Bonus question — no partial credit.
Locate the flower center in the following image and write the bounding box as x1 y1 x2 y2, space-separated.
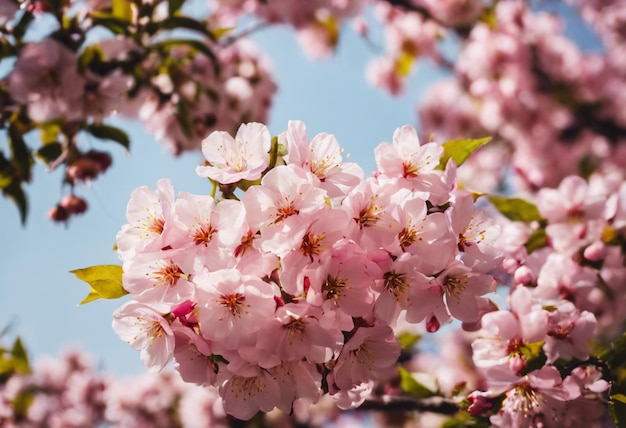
443 275 467 301
300 232 326 260
193 223 217 246
357 196 382 228
153 261 188 286
322 275 349 302
219 293 247 318
383 271 408 299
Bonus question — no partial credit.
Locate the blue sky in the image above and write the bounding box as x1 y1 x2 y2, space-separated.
0 3 598 376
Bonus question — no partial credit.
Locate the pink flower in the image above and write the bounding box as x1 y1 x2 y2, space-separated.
472 286 549 390
374 252 433 325
122 249 195 305
115 179 178 259
255 303 343 363
194 268 277 349
219 367 282 420
329 325 400 391
490 366 581 428
434 260 497 324
544 301 596 363
112 301 175 373
375 125 443 179
281 120 363 200
279 206 352 296
196 122 271 184
449 191 502 272
8 39 85 123
304 239 379 320
242 164 326 255
169 194 247 267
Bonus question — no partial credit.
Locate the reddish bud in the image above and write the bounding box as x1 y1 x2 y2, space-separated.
48 204 69 222
171 300 196 318
60 194 88 215
426 315 440 333
467 391 493 416
85 150 112 172
66 158 102 184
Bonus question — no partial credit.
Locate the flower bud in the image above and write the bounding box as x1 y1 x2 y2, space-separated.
48 204 69 222
583 241 605 262
426 315 441 333
509 354 526 376
66 158 102 184
467 391 493 416
60 194 88 215
514 265 534 286
85 150 112 172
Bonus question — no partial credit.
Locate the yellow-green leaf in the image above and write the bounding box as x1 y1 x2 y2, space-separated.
610 393 626 427
112 0 132 21
210 27 235 40
11 337 30 375
437 137 491 169
525 228 548 254
395 50 415 77
71 264 127 305
519 341 547 375
397 332 422 350
488 195 544 223
398 367 435 399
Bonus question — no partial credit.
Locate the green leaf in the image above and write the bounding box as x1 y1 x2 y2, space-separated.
438 137 492 169
397 332 422 350
210 27 235 40
398 367 435 399
519 341 547 375
112 0 132 21
12 10 35 41
525 228 548 254
11 390 34 422
11 338 30 375
2 180 28 225
9 127 33 182
71 265 128 305
36 143 63 165
488 195 544 223
610 393 626 427
600 333 626 371
168 0 185 16
158 17 216 40
150 38 219 75
85 124 130 150
89 12 131 35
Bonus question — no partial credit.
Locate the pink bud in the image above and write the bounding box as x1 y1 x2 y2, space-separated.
509 354 526 376
583 241 605 262
171 300 196 318
467 391 493 416
426 315 440 333
353 17 368 36
501 257 519 274
514 265 534 285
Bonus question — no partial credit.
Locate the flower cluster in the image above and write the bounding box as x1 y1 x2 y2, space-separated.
418 1 626 192
111 120 505 420
0 0 276 222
